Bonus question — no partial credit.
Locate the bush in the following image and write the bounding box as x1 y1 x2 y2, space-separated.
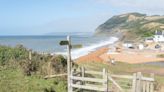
50 55 67 74
0 45 29 65
0 45 67 76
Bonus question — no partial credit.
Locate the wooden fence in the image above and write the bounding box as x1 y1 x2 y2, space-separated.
67 67 155 92
111 72 155 92
132 72 154 92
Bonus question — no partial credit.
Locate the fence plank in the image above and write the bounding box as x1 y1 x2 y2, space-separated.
111 74 154 81
78 70 102 75
108 75 123 91
71 84 106 91
44 73 67 79
150 82 154 92
111 74 133 79
132 73 137 92
146 82 150 92
71 76 104 83
137 72 142 92
142 77 154 82
142 81 146 92
150 73 154 92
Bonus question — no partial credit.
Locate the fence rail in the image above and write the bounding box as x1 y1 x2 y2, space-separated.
69 67 155 92
44 68 155 92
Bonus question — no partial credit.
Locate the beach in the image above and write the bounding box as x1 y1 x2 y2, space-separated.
76 42 164 64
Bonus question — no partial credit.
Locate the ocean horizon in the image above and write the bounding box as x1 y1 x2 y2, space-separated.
0 34 118 59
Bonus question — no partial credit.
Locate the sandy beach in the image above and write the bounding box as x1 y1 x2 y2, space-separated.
76 47 109 63
76 44 164 64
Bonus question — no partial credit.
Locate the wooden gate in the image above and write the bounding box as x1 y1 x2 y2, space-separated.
70 67 109 92
132 72 154 92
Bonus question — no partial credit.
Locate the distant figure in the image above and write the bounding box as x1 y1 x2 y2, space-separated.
108 56 115 65
111 59 115 65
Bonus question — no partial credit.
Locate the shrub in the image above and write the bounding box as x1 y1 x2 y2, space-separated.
0 45 29 65
50 55 67 74
0 45 67 76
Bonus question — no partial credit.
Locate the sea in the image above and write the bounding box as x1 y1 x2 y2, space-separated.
0 33 118 59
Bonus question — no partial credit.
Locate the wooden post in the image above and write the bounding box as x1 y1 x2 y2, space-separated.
103 68 108 92
106 70 109 92
150 73 154 92
82 67 85 85
136 72 142 92
67 36 72 92
29 50 32 60
132 73 137 92
142 81 146 92
146 81 150 92
80 67 85 92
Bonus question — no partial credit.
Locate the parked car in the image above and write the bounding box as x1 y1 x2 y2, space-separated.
155 44 161 49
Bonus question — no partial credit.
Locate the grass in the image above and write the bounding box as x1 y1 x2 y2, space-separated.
1 60 164 92
78 61 163 74
77 61 164 91
0 67 67 92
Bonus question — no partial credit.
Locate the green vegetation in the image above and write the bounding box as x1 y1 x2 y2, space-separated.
78 61 163 75
0 45 67 92
1 45 164 92
95 12 164 41
0 68 67 92
157 54 164 58
78 61 164 91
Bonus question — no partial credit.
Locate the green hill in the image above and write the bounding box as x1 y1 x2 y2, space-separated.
95 12 164 41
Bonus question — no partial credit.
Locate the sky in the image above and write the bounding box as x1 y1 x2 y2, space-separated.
0 0 164 35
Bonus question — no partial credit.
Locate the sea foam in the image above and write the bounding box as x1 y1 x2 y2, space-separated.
55 37 118 60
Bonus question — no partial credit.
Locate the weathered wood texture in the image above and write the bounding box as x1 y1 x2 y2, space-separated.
70 67 109 92
132 72 155 92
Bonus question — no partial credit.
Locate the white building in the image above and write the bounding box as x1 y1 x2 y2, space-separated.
138 44 144 50
145 37 154 43
123 41 134 48
154 30 164 42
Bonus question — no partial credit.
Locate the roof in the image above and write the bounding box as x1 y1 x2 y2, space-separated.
124 41 134 43
145 37 153 40
155 31 163 35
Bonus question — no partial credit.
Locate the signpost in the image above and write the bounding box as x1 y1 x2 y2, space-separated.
60 36 72 92
59 41 69 46
59 36 82 92
66 36 72 92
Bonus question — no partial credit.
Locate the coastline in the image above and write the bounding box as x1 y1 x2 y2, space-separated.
76 41 164 65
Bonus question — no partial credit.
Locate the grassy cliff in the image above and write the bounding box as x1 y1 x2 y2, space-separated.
95 12 164 41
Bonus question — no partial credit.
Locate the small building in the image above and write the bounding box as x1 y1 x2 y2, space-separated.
145 37 154 43
123 41 134 48
154 30 164 42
